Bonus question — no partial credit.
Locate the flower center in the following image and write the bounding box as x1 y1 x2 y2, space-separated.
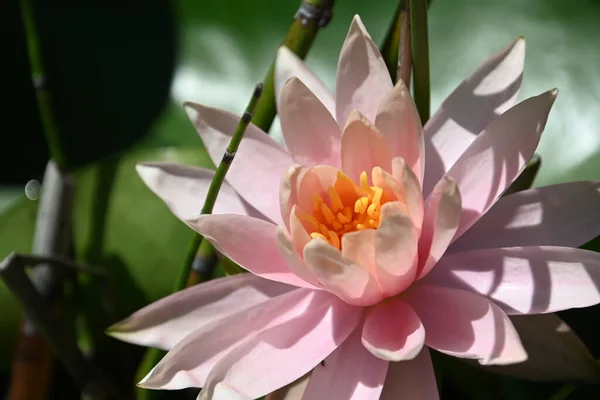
301 170 387 249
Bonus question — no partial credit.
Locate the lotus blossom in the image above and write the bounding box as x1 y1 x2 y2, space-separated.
108 15 600 400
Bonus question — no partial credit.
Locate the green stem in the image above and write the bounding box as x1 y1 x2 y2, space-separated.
409 0 430 124
20 0 68 168
179 83 262 289
135 85 263 400
380 0 411 86
251 0 334 132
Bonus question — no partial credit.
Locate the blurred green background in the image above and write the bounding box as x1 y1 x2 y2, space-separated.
1 0 600 398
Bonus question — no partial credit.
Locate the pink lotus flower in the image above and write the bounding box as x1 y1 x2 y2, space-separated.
109 15 600 400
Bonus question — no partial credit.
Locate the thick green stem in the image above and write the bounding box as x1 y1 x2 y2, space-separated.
251 0 334 132
381 0 411 86
135 85 263 400
20 0 67 168
135 4 335 396
409 0 430 124
179 83 262 288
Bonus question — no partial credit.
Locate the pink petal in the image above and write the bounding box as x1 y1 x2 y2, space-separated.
342 229 377 275
107 274 292 350
404 284 527 365
442 89 558 240
279 164 308 231
198 292 362 399
390 157 425 229
380 348 439 400
450 181 600 252
375 203 419 295
184 102 293 223
187 214 318 289
417 177 462 279
362 297 425 361
138 288 317 389
375 81 425 183
136 162 265 222
302 328 388 400
276 224 322 288
341 110 392 183
423 38 526 196
275 46 335 118
304 238 385 306
279 77 342 169
424 247 600 315
336 15 393 125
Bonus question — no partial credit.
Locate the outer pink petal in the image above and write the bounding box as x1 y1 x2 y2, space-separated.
423 38 526 196
304 238 385 306
279 77 342 169
362 297 425 361
375 81 425 183
302 328 388 400
417 177 462 279
188 214 318 289
450 181 600 252
375 204 419 295
336 15 393 125
404 284 527 365
107 274 292 350
275 46 336 118
276 224 322 288
442 89 558 240
138 288 316 389
198 292 363 399
136 163 265 222
184 102 293 223
379 348 439 400
424 247 600 315
341 110 393 183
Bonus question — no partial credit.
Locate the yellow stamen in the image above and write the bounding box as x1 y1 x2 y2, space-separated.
311 232 328 241
300 214 320 231
328 186 344 212
319 223 330 237
321 203 336 224
312 194 323 210
302 169 394 250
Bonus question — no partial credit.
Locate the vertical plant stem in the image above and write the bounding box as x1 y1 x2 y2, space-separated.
10 0 79 398
135 4 335 397
380 0 411 86
20 0 67 168
409 0 430 123
135 84 263 400
251 0 334 132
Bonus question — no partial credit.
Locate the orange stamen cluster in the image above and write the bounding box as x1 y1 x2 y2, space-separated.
301 171 386 249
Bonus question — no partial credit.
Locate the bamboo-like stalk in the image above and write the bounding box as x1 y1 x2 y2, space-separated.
380 0 412 86
409 0 430 123
251 0 334 133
